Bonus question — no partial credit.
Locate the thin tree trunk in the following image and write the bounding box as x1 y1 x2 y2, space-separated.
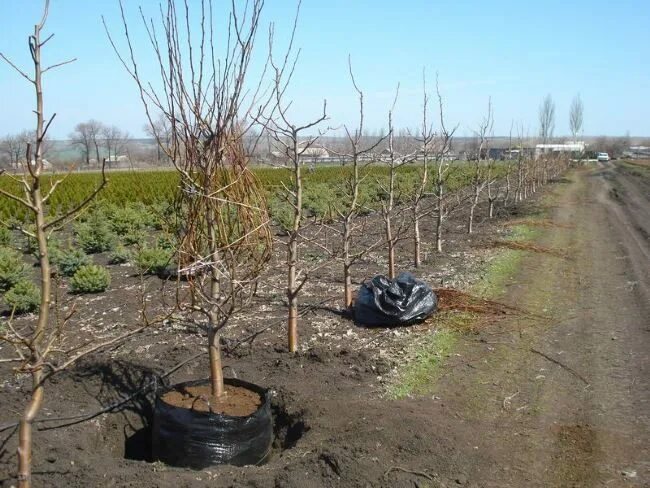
208 326 224 397
343 212 353 308
17 372 43 488
435 182 444 252
94 142 100 168
287 139 301 352
386 217 395 279
207 215 224 397
468 204 475 233
287 288 298 352
468 186 479 234
17 18 51 486
342 151 359 309
413 204 421 267
343 261 352 309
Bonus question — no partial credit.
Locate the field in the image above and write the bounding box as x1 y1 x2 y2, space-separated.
0 163 484 221
1 158 648 488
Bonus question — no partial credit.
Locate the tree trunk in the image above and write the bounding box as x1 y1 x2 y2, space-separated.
287 291 298 352
343 214 353 309
468 204 475 234
435 187 444 252
413 204 421 267
208 327 224 397
468 187 479 234
385 215 395 279
343 211 353 307
207 214 224 397
18 22 51 486
287 215 299 352
17 372 43 488
504 172 511 206
343 262 353 309
287 138 302 353
94 142 100 168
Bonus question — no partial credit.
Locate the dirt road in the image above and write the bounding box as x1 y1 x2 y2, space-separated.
436 161 650 487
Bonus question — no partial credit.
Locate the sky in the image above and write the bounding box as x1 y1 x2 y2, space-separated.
0 0 648 139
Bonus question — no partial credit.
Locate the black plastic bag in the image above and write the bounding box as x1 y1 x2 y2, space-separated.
354 272 437 327
152 378 273 469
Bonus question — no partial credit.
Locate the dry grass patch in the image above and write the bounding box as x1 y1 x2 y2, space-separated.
491 239 569 258
435 287 523 317
504 218 574 229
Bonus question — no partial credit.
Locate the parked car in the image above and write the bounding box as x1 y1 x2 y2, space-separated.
597 152 610 162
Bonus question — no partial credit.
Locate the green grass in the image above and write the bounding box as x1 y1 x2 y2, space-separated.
387 328 458 399
471 223 536 299
388 223 537 399
506 223 541 242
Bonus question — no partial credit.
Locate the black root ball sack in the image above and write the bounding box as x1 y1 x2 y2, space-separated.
354 272 437 327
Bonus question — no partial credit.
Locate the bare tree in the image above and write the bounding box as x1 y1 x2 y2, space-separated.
143 113 172 164
499 122 515 208
107 0 276 397
485 152 499 218
412 71 434 267
431 78 457 252
101 124 129 166
569 94 584 142
70 119 103 165
379 86 415 278
538 94 555 144
514 124 528 201
332 59 386 308
258 5 329 352
467 97 493 234
0 133 28 169
0 2 134 485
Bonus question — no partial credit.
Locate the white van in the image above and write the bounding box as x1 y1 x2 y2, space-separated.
597 152 610 161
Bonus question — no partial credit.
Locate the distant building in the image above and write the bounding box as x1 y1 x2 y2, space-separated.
104 155 132 169
535 141 585 159
270 143 329 163
623 146 650 159
28 158 52 170
481 145 535 160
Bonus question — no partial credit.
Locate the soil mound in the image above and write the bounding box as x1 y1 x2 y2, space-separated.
161 384 261 416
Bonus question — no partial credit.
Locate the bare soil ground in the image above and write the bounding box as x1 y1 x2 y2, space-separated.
433 161 650 487
1 161 648 487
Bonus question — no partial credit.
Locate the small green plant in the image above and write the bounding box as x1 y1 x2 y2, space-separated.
268 195 293 233
4 280 41 314
0 227 12 247
74 213 117 253
135 246 173 275
0 247 27 291
303 183 337 221
122 229 147 247
156 233 177 251
70 264 111 293
53 248 92 277
107 203 150 236
107 245 132 265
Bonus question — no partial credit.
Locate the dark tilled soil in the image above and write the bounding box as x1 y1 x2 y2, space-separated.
2 164 646 487
0 190 523 488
